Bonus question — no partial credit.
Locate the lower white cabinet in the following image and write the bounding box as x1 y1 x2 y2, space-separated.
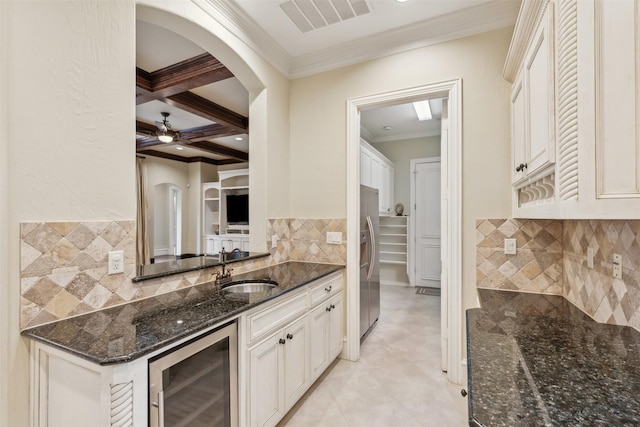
249 315 309 427
204 234 250 255
243 271 344 427
309 293 343 381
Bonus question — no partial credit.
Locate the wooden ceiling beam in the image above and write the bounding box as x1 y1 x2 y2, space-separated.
188 141 249 161
178 123 241 142
138 149 245 166
165 92 248 133
136 53 234 105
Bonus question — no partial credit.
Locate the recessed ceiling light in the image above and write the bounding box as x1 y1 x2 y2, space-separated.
396 0 409 3
413 100 432 121
383 126 392 131
176 146 184 150
235 137 243 141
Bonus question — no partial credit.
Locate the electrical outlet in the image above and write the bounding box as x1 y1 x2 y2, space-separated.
271 234 278 249
587 247 594 269
326 231 342 245
504 238 516 255
613 253 622 279
108 250 124 275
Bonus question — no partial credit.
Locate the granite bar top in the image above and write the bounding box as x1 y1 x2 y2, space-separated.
133 252 270 282
467 289 640 426
23 262 344 365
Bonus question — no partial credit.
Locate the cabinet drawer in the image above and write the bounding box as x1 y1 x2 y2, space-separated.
309 273 343 307
247 291 308 344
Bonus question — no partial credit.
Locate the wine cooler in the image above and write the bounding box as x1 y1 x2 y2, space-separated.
149 322 237 427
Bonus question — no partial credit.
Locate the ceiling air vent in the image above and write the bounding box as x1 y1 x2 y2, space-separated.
280 0 371 33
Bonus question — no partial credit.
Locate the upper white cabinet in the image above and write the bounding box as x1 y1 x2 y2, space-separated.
360 139 395 214
504 0 640 219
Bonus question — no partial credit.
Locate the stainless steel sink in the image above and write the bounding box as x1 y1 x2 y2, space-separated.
221 280 277 293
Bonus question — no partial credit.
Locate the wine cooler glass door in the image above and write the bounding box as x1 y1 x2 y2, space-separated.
149 322 237 427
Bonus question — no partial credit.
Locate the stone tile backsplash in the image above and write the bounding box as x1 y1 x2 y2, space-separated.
563 220 640 330
476 219 563 294
21 218 346 329
476 218 640 332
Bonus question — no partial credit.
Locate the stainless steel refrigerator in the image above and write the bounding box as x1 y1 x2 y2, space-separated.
360 185 380 339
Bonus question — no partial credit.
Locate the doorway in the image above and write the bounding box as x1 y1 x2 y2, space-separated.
153 183 182 261
346 80 463 385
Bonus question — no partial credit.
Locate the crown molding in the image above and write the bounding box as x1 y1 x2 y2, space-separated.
502 0 549 82
196 0 519 80
367 130 442 144
193 0 293 77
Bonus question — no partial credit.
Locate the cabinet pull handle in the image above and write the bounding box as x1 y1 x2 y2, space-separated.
325 285 332 292
515 163 529 172
279 338 286 345
326 306 331 312
287 333 293 340
330 304 335 309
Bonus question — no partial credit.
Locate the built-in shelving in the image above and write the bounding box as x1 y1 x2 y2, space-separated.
379 216 408 265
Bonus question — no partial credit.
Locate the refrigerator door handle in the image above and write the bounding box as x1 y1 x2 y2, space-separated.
366 215 375 280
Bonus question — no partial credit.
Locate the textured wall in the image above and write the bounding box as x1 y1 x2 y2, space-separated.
21 218 347 329
476 219 563 294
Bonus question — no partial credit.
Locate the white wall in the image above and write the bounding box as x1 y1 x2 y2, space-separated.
373 135 441 209
289 27 514 346
1 1 292 425
2 2 136 425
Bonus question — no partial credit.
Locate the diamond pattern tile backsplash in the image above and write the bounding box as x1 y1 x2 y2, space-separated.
476 219 564 294
477 218 640 332
21 218 346 329
563 220 640 329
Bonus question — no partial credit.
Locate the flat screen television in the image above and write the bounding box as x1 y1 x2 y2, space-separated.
226 194 249 224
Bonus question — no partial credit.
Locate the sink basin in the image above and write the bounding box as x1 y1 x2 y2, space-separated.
222 280 277 293
221 251 250 261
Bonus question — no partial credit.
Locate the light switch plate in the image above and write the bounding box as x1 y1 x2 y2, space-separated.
271 234 278 249
587 247 594 269
326 231 342 245
504 238 516 255
108 250 124 275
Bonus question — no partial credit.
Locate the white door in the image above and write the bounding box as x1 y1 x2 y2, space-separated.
413 158 441 288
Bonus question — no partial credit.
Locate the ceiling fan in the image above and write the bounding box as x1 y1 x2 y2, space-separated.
156 112 178 143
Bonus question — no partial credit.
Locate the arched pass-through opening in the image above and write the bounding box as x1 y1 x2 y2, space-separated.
346 80 463 385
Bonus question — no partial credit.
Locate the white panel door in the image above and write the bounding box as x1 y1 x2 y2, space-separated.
414 159 441 288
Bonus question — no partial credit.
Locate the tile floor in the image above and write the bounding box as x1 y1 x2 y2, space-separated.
278 285 468 426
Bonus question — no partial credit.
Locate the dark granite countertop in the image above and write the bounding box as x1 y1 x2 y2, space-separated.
467 289 640 427
23 262 344 365
133 252 270 282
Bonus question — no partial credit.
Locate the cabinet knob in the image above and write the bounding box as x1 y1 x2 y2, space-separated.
326 306 331 312
325 285 332 292
330 304 335 309
279 338 285 345
286 333 293 340
461 389 468 397
515 163 528 172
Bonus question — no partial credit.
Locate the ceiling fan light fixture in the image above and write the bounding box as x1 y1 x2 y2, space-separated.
413 100 432 121
157 131 175 143
156 112 177 142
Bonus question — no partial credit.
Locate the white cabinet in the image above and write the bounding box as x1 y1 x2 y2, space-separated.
243 271 344 427
505 0 640 219
510 1 555 188
202 168 251 254
248 315 309 427
360 139 395 214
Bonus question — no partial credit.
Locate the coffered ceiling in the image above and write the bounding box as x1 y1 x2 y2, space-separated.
136 0 520 163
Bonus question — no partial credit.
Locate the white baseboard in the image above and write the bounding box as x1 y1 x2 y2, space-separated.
380 280 411 287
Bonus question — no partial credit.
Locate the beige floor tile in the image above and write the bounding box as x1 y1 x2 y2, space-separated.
278 285 468 427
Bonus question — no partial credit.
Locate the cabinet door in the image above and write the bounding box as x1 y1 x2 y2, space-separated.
524 4 555 176
241 237 250 252
309 304 329 381
511 74 527 185
328 294 344 360
249 333 284 427
283 316 309 409
360 147 373 187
